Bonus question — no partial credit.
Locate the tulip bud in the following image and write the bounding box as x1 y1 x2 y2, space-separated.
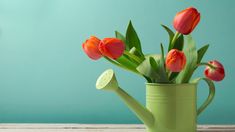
82 36 102 60
173 7 200 35
166 49 186 72
204 60 225 81
99 38 125 59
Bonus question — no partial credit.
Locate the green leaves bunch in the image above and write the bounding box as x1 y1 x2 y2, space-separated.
106 21 210 84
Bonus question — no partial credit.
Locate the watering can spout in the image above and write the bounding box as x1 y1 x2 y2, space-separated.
96 69 154 127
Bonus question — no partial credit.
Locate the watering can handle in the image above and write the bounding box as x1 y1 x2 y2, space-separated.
192 77 216 116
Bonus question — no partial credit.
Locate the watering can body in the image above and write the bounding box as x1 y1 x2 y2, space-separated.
146 83 197 132
96 69 215 132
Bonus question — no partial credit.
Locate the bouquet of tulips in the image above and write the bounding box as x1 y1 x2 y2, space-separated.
82 7 225 83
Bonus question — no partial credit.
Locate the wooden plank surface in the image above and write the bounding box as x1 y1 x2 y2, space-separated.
0 124 234 132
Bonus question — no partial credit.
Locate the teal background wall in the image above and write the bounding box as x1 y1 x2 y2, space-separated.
0 0 233 124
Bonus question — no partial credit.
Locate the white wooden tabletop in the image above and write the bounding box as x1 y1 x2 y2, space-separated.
0 124 234 132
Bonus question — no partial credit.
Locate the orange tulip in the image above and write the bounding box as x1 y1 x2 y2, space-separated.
82 36 102 60
204 60 225 81
166 49 186 72
173 7 200 35
99 38 125 59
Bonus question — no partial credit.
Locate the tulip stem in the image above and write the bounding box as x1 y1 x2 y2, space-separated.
124 51 143 64
197 62 216 70
170 32 180 50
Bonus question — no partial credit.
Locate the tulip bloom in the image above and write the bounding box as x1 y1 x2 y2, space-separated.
173 7 200 35
204 60 225 81
82 36 102 60
99 38 125 59
166 49 186 72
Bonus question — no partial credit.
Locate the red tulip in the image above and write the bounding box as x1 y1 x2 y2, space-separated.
173 7 200 35
99 38 125 59
166 49 186 72
204 60 225 81
82 36 102 60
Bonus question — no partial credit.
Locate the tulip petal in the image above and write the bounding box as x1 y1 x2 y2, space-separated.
165 49 186 72
173 7 200 35
204 60 225 81
82 36 102 60
99 38 125 60
191 13 200 33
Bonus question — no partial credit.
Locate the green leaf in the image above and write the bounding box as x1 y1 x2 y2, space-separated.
168 32 180 52
197 44 209 64
115 31 129 50
104 56 143 77
123 50 142 64
129 47 145 60
160 43 166 74
143 75 153 83
176 35 198 83
160 43 165 60
159 44 169 83
136 54 169 83
161 24 174 44
169 72 180 82
126 21 143 54
161 25 175 52
173 34 184 51
116 55 138 72
149 57 158 71
136 55 160 81
104 56 134 73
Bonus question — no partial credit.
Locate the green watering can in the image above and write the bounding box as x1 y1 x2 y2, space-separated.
96 69 215 132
